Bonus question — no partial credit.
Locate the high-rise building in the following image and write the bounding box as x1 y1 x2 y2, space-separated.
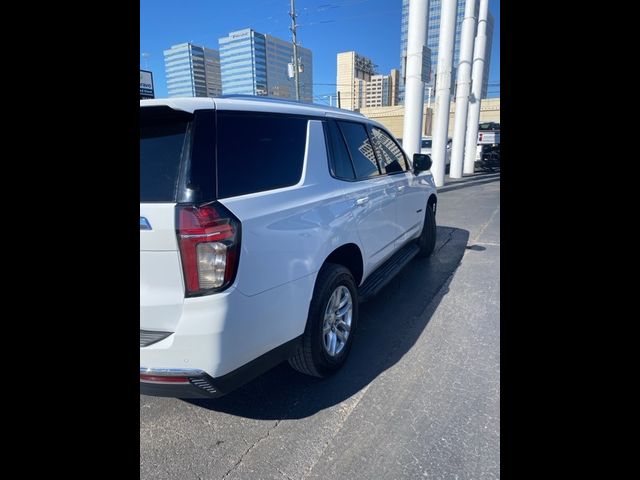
218 28 313 102
399 0 494 103
389 68 400 106
164 42 222 98
265 33 313 101
337 52 399 111
365 75 385 108
337 51 376 111
482 12 494 99
365 69 400 108
203 47 222 97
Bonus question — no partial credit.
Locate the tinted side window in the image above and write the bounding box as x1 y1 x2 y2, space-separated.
370 127 408 174
140 107 193 202
325 120 355 180
216 112 308 198
337 121 380 179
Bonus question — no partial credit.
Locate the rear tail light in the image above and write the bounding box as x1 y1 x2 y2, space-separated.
176 202 241 296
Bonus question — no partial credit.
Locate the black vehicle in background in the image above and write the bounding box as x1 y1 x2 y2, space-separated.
478 144 500 172
477 122 500 172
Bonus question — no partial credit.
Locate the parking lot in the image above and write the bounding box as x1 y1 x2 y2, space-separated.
141 171 500 480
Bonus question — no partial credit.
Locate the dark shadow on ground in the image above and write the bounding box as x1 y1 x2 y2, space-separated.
184 225 470 419
438 173 500 193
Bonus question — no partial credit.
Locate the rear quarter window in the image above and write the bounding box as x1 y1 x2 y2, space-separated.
336 121 380 180
216 112 308 198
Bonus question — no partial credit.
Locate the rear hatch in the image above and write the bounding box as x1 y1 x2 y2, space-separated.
140 106 194 333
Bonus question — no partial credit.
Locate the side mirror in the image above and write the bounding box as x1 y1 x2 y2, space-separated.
413 153 432 174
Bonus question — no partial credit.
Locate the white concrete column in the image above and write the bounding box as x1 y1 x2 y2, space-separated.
463 0 489 174
431 0 457 187
402 0 429 160
449 0 477 178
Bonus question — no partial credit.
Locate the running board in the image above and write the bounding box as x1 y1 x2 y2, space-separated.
358 242 420 303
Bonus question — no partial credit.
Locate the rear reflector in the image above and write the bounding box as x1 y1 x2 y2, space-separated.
140 374 190 384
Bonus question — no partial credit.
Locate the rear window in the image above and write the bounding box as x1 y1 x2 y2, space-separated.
216 112 308 199
140 107 193 202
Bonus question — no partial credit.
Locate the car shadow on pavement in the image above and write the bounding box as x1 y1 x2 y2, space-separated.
185 225 470 419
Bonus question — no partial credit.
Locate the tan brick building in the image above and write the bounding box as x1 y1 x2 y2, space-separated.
337 51 376 110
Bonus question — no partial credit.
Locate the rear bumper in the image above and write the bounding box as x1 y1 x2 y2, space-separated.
140 274 315 398
140 368 222 398
140 336 302 398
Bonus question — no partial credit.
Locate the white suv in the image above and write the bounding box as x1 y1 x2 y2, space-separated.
140 96 438 398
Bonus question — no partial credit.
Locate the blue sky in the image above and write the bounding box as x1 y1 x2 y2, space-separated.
141 0 500 101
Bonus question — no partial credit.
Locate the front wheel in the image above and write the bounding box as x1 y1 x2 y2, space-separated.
288 264 358 377
416 204 436 258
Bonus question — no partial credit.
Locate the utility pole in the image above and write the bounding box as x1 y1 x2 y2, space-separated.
450 0 477 178
290 0 301 101
401 0 429 160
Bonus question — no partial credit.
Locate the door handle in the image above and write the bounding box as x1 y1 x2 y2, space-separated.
396 186 405 192
355 196 369 206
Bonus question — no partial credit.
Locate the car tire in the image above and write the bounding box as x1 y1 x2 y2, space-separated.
289 263 358 377
416 203 436 258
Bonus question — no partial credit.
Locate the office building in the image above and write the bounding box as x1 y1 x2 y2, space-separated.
218 28 313 102
337 51 376 110
365 69 400 108
203 47 222 97
398 0 494 102
337 52 399 111
164 42 222 98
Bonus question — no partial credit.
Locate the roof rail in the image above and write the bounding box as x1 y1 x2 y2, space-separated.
215 94 364 116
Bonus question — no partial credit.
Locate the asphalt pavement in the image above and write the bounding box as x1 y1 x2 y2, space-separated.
140 171 500 480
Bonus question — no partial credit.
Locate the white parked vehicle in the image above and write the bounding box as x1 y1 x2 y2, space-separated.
140 96 438 398
421 136 451 170
478 122 500 145
475 122 500 162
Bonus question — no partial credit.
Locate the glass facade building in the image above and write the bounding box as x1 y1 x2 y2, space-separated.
399 0 494 103
219 28 313 102
203 47 222 97
219 29 268 96
164 42 222 98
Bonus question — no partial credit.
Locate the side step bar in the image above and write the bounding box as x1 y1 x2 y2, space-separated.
358 242 420 303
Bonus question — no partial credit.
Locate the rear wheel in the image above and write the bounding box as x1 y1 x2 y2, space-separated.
416 203 436 258
289 264 358 377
